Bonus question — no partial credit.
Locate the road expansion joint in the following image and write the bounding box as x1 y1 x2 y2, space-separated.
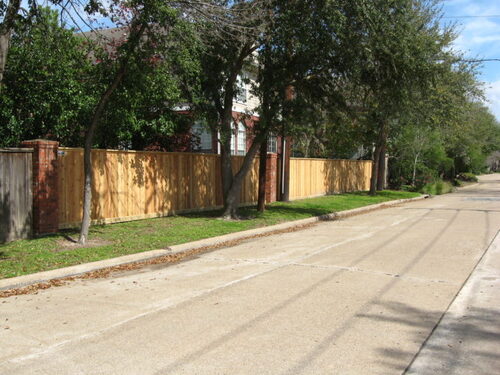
203 256 458 285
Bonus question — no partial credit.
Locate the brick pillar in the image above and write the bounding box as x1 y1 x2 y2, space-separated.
21 140 59 235
265 153 278 203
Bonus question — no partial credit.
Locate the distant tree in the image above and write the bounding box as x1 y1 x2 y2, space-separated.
343 0 457 194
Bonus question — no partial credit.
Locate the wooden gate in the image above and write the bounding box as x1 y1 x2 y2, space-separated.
0 149 33 243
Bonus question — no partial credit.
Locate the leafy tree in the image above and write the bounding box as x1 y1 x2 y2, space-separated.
253 0 351 208
78 0 261 241
0 7 96 147
92 22 202 150
199 0 356 216
343 0 456 194
196 0 267 218
78 0 203 243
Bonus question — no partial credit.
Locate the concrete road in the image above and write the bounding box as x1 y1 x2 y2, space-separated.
1 175 499 375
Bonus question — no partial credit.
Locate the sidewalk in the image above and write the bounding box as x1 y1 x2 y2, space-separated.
406 231 500 374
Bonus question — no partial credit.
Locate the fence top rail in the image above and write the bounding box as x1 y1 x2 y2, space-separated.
59 147 225 158
291 157 372 162
0 148 33 153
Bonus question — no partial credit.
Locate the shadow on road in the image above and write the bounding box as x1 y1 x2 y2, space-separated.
353 301 500 374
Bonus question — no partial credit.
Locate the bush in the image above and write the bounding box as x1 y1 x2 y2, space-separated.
420 179 453 195
457 172 478 182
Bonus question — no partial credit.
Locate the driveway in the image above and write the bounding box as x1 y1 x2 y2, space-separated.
1 175 499 374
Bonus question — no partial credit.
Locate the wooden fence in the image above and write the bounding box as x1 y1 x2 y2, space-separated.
0 149 33 242
57 148 259 227
57 148 372 228
289 158 372 200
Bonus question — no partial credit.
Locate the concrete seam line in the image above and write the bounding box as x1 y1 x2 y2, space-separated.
0 195 429 292
403 229 500 374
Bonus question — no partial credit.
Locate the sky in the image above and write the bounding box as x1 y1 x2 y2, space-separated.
441 0 500 121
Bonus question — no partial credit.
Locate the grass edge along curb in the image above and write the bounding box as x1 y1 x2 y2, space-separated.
0 194 429 297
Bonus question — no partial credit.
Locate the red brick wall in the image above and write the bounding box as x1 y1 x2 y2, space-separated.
21 140 59 235
265 154 278 203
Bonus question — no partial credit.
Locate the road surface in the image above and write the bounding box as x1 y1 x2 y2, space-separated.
1 175 499 374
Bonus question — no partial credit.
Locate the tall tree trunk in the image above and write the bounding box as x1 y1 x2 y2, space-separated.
412 152 420 186
369 145 381 195
279 85 294 202
280 134 290 201
369 120 388 195
222 137 263 218
376 142 386 190
257 139 268 212
216 43 258 218
0 0 21 87
79 70 127 244
219 105 234 198
79 22 145 244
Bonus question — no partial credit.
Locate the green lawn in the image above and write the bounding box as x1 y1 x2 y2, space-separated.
0 190 420 279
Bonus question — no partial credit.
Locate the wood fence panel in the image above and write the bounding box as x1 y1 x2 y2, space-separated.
57 150 369 228
289 158 372 200
58 148 259 227
0 150 33 243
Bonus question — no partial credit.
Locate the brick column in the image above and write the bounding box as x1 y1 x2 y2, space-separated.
265 153 278 203
21 140 59 235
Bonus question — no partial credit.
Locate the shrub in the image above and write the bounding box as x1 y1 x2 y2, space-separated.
420 179 453 195
457 172 478 182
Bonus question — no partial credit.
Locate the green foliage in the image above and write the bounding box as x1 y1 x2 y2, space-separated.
0 7 96 147
420 179 453 195
93 19 202 150
0 5 202 150
457 172 478 182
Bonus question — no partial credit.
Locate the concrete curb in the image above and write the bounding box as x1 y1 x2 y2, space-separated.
405 230 500 374
0 194 429 291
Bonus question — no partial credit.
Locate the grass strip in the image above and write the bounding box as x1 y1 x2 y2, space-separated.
0 190 419 279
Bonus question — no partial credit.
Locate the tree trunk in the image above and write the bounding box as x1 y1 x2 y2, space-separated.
0 0 21 87
369 144 381 195
79 78 125 244
279 85 294 202
257 139 268 212
376 143 386 190
280 135 290 201
370 120 388 195
79 22 145 244
412 153 419 186
219 106 234 198
222 138 263 218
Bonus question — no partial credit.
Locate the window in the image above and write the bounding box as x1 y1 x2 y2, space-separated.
230 121 247 155
267 134 277 153
235 74 247 103
192 121 213 152
237 122 246 155
230 123 236 155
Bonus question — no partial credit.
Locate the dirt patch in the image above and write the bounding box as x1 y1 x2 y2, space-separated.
54 238 112 252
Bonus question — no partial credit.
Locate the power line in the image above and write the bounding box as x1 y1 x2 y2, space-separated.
461 59 500 63
443 15 500 19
